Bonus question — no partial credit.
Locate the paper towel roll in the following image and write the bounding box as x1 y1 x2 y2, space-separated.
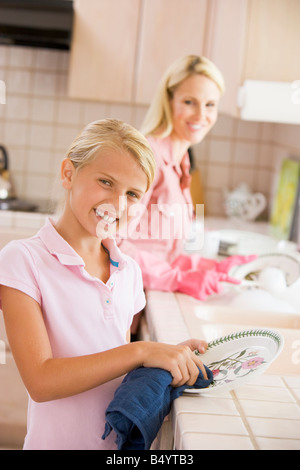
237 80 300 124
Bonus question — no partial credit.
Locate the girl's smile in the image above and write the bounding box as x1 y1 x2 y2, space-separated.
61 148 148 241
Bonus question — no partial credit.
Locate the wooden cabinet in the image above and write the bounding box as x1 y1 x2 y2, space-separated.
243 0 300 82
134 0 209 104
68 0 209 104
207 0 300 116
68 0 300 115
68 0 141 103
205 0 248 116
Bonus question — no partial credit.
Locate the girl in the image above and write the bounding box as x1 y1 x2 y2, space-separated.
0 119 208 450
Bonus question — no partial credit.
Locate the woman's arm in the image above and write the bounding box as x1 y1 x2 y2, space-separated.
1 286 207 403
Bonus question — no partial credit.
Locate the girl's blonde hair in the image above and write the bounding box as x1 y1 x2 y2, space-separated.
65 118 156 191
54 119 156 215
140 55 225 138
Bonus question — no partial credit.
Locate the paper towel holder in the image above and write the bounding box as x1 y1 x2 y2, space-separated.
237 80 300 125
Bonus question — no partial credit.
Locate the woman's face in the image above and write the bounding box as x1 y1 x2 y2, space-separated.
170 74 221 146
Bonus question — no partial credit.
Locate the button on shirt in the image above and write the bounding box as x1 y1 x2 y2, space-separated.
0 218 145 450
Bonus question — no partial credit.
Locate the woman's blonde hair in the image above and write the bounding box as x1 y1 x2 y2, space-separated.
65 118 156 191
140 55 225 138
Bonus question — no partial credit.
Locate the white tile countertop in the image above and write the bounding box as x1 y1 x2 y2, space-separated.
144 290 300 450
1 212 300 450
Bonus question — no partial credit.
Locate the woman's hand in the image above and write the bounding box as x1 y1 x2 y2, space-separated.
140 338 208 387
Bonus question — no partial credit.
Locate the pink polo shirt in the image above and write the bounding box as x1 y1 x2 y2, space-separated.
0 218 145 450
119 135 194 263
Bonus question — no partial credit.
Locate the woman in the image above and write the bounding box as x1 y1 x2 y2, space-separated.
120 55 254 303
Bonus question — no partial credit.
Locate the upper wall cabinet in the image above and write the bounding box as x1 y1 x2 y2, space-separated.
134 0 209 104
207 0 300 116
68 0 141 103
243 0 300 82
68 0 300 115
68 0 210 104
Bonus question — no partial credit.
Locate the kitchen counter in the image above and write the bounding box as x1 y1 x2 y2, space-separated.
144 290 300 450
1 212 300 450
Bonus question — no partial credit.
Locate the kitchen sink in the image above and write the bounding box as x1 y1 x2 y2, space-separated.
176 293 300 376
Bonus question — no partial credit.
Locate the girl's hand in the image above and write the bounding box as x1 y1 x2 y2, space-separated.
140 338 208 388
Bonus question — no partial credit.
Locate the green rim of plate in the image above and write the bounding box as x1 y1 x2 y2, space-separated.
207 329 282 351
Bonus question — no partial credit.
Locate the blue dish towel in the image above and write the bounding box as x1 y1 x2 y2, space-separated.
102 365 213 450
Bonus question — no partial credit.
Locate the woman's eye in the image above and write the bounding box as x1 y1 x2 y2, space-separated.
184 99 193 105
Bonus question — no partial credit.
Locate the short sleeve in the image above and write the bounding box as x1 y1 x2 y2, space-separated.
0 240 41 308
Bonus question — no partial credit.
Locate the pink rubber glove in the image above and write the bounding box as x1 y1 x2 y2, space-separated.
135 251 257 301
170 253 257 273
176 269 241 300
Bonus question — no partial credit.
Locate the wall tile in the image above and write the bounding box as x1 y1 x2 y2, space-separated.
233 141 257 166
34 50 60 71
27 149 52 174
4 122 28 147
6 69 32 95
29 124 54 149
6 96 30 121
210 113 235 138
53 126 80 151
57 99 82 126
0 45 299 215
32 71 57 97
0 46 8 66
209 139 232 164
8 46 34 68
82 102 109 124
207 164 231 190
236 119 259 140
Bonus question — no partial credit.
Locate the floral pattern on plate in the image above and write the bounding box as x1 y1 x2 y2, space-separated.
190 329 284 394
208 347 266 388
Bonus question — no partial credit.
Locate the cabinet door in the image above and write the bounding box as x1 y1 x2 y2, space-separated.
244 0 300 82
206 0 248 117
134 0 209 104
68 0 141 103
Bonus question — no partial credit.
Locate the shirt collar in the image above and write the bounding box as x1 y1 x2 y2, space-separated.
101 238 127 270
38 218 127 269
147 135 189 176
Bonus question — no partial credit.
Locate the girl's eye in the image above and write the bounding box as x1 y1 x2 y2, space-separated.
99 179 111 186
206 102 216 107
184 99 194 105
127 191 139 199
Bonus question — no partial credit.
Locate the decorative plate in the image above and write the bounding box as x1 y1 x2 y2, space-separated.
230 253 300 287
186 329 284 394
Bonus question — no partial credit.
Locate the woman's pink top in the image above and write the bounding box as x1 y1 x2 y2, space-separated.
0 219 145 450
119 135 194 263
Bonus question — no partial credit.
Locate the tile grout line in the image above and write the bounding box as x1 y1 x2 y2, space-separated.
281 377 300 407
231 390 259 450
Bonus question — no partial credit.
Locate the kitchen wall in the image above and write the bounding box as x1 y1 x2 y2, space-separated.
0 45 299 217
